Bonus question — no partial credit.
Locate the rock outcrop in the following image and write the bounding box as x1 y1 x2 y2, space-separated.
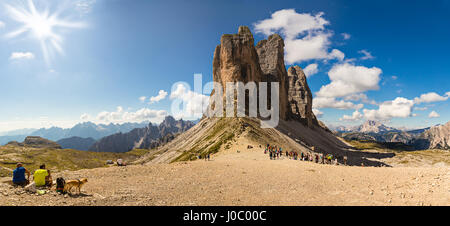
7 136 62 149
287 65 317 127
256 34 290 120
89 116 195 153
210 26 318 128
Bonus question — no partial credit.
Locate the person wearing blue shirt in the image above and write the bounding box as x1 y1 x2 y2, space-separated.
12 162 30 187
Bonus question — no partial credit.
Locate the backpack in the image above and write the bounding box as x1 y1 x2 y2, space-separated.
56 177 66 193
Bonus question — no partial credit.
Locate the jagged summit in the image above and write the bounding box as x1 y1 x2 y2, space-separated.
211 26 319 127
357 120 399 133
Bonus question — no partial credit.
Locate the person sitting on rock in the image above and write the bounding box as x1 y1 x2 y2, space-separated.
33 164 52 187
12 162 30 187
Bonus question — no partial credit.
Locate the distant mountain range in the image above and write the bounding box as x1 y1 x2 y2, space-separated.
0 128 37 136
334 120 449 150
332 120 400 133
89 116 195 153
0 121 149 145
57 137 97 151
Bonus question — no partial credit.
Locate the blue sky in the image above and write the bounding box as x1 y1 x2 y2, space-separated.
0 0 449 132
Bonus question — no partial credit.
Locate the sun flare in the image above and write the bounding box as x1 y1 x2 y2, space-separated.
5 0 85 65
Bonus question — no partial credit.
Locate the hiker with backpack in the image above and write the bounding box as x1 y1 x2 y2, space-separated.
12 162 30 187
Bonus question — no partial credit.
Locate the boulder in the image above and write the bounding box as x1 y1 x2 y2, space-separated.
24 182 36 193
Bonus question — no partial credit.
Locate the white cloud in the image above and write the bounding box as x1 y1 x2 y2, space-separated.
303 63 318 77
343 93 377 105
149 90 168 104
358 49 374 60
316 63 382 98
139 96 146 103
80 113 90 121
391 75 398 80
428 111 440 118
313 96 363 110
74 0 96 15
10 52 35 60
414 92 450 104
312 108 323 118
328 49 345 61
414 107 427 111
170 83 209 119
340 110 363 121
0 21 5 28
96 106 167 123
341 33 351 40
254 9 343 64
362 97 414 121
254 9 329 40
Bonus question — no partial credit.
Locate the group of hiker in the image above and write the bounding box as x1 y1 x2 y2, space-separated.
198 153 211 161
12 163 52 188
264 144 348 166
265 145 283 160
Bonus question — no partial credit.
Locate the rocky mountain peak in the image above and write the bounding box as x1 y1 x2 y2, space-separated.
160 115 177 126
357 120 398 133
287 65 317 127
210 26 319 128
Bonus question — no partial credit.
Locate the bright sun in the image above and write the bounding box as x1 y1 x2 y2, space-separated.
28 14 53 39
5 0 85 65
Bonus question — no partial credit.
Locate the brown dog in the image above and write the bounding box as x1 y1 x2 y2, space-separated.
64 178 88 194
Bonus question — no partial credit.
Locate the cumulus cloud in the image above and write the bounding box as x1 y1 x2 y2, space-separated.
316 63 382 98
80 113 91 121
414 106 427 111
149 90 168 104
413 92 450 104
340 110 363 121
312 108 323 118
362 97 414 121
254 9 344 64
139 96 146 103
303 63 319 77
428 111 440 118
0 21 5 28
358 49 374 60
313 96 363 110
96 106 167 123
341 33 351 40
170 83 209 119
343 93 377 105
10 52 35 60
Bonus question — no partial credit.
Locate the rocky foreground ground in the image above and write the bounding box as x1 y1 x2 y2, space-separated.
0 140 448 206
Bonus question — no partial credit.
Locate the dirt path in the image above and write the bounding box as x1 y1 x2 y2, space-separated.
0 139 449 206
